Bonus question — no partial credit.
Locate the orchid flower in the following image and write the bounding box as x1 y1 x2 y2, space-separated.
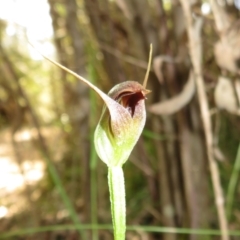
33 43 152 240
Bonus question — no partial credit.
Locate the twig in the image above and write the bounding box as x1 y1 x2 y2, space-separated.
209 0 230 34
99 43 150 70
149 71 195 115
179 1 229 240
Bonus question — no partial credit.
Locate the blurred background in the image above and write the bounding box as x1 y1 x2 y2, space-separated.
0 0 240 239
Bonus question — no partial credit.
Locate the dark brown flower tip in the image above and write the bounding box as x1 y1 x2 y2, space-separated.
108 81 150 117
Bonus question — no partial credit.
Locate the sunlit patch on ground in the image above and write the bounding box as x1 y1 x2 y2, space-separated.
0 127 62 220
0 157 43 192
0 206 8 218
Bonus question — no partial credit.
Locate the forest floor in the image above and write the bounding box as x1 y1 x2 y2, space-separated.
0 127 64 229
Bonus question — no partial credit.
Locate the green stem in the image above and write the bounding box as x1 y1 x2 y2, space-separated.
108 166 126 240
88 50 99 240
226 143 240 220
41 152 85 239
